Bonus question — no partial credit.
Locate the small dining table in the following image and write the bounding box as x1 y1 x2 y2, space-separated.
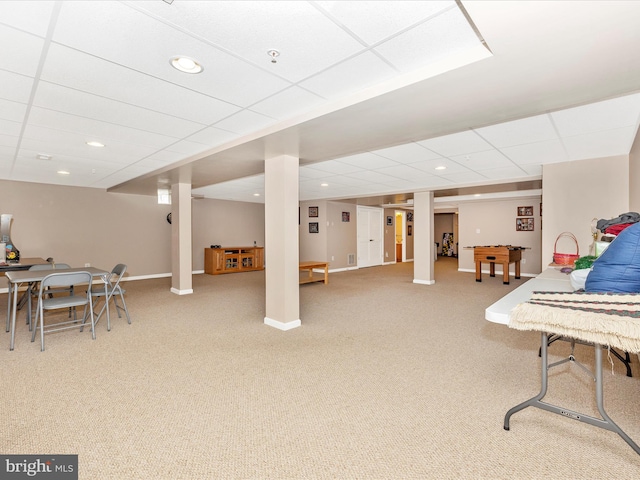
5 266 110 350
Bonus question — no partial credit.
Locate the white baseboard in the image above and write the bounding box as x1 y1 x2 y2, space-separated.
170 287 193 295
264 317 301 330
413 279 436 285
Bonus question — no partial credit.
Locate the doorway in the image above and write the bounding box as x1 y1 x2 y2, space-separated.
395 210 405 262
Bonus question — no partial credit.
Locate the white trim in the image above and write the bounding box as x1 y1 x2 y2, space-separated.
264 317 301 330
413 279 436 285
170 287 193 295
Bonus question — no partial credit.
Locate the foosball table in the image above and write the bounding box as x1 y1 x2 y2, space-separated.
471 245 525 285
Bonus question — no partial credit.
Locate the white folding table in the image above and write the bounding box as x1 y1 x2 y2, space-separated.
485 268 640 456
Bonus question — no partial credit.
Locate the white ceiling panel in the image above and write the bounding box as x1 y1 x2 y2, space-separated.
409 158 472 175
302 160 363 175
500 139 568 165
184 127 239 148
27 108 178 149
551 93 640 137
374 164 436 181
478 165 531 180
0 26 44 77
450 149 515 170
474 114 558 148
213 110 275 136
0 70 35 104
0 1 54 36
0 99 27 123
0 134 19 149
33 82 206 139
418 131 494 157
316 1 452 45
299 51 397 100
562 126 638 161
374 6 480 73
436 171 489 184
374 142 441 163
249 86 324 120
133 0 365 83
337 152 400 170
41 44 241 125
0 118 23 137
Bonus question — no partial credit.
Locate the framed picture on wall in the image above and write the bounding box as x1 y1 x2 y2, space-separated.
516 217 534 231
407 212 414 222
309 222 319 233
342 212 350 222
408 225 412 236
309 206 319 217
517 206 533 216
386 216 393 226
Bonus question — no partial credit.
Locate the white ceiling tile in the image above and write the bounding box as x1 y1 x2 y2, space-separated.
0 70 35 104
0 118 22 137
300 167 332 180
418 130 493 157
374 142 441 163
164 140 213 157
436 171 489 184
474 114 558 148
477 165 530 180
213 110 275 136
33 82 206 138
407 158 469 174
551 93 640 137
316 1 452 45
500 138 568 165
344 169 397 184
299 51 398 100
185 127 239 148
0 25 44 77
133 0 365 83
374 164 435 181
28 107 179 149
55 1 293 108
301 160 362 175
562 126 637 160
250 86 324 120
0 134 18 149
337 152 399 170
41 44 242 125
374 7 480 73
0 1 54 36
449 149 513 170
520 164 543 176
0 99 26 123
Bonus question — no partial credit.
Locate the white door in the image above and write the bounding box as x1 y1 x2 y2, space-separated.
357 206 384 268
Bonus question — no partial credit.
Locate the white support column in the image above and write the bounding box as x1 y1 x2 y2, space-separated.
413 191 435 285
170 182 193 295
264 154 301 330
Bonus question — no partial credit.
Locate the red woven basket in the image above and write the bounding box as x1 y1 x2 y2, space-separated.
553 232 580 265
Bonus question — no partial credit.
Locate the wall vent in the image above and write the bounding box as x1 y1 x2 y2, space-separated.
348 253 356 265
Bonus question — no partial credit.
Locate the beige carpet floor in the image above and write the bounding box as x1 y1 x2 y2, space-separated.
1 257 639 479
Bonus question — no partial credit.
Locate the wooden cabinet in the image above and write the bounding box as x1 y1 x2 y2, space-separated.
204 247 264 275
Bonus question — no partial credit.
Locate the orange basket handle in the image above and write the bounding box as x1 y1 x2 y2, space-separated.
554 232 579 255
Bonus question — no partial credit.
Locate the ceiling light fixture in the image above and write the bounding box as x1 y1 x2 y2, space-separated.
36 154 52 161
86 141 104 147
57 170 70 175
253 193 261 197
320 183 329 187
170 56 203 74
267 49 280 64
435 166 447 171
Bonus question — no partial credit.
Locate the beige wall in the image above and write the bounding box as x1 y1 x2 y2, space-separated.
630 130 640 212
299 200 327 262
542 155 629 264
327 201 357 268
0 180 265 284
192 198 265 270
458 196 542 276
383 208 396 262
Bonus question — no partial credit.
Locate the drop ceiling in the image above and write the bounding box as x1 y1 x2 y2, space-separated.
1 1 640 206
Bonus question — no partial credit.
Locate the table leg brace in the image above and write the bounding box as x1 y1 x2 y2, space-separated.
504 332 640 455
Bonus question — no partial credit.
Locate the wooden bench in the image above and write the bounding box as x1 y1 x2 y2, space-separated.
299 261 329 285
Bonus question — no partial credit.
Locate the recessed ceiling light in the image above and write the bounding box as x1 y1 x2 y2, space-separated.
57 170 70 175
253 193 260 197
86 141 104 147
435 166 447 171
36 153 52 161
170 56 203 74
320 183 329 187
474 193 482 197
